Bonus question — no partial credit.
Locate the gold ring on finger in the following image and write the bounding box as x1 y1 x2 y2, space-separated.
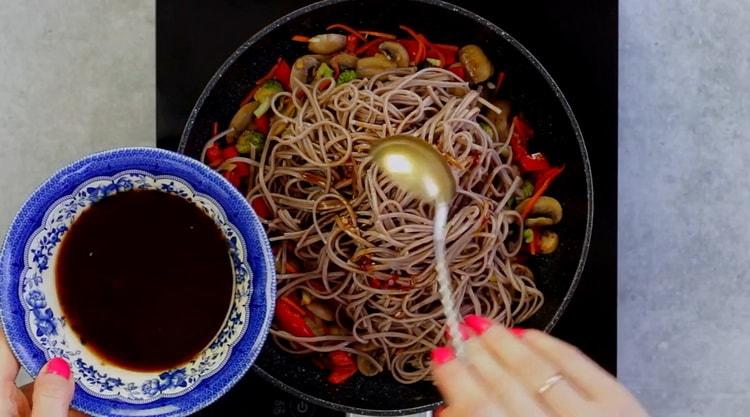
537 373 564 395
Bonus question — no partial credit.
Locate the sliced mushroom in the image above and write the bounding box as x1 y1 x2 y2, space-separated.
539 230 559 254
269 96 297 136
356 54 397 78
330 53 359 71
378 41 410 67
459 44 493 83
487 99 512 140
516 196 563 227
353 342 380 352
303 316 326 336
291 55 321 85
512 263 534 279
307 33 347 54
306 301 334 322
227 101 259 143
328 325 347 336
357 355 382 377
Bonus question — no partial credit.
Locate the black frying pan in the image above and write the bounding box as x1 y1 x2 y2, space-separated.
179 0 593 414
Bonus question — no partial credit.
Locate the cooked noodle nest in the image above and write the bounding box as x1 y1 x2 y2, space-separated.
243 67 543 383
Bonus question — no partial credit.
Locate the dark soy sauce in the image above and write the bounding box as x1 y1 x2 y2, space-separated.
56 189 234 372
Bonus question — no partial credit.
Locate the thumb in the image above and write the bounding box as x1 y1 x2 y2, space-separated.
31 357 75 417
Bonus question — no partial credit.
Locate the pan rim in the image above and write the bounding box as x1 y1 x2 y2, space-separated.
178 0 594 414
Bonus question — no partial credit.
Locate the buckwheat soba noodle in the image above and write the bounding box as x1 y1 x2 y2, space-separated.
201 25 564 384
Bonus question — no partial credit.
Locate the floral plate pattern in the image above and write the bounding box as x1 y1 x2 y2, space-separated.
0 148 276 417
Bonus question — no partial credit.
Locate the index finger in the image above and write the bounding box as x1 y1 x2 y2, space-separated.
0 325 21 383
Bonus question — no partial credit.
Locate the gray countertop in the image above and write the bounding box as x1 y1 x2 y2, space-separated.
1 0 748 416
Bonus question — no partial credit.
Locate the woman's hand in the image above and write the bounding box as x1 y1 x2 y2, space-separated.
1 327 85 417
431 315 649 417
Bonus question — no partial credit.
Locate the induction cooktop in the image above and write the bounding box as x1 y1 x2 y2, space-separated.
156 1 617 415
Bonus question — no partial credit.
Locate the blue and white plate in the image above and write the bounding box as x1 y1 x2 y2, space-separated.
0 148 276 417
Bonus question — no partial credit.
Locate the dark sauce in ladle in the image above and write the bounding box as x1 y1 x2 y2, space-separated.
56 189 234 372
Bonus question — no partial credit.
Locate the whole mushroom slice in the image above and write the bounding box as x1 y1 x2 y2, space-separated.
291 55 322 85
459 44 493 83
356 54 397 78
539 230 559 254
330 53 359 71
227 101 259 143
307 33 347 54
487 99 512 140
378 41 410 67
515 196 563 227
357 354 383 377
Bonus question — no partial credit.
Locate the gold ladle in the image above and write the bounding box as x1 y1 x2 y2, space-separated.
370 135 465 358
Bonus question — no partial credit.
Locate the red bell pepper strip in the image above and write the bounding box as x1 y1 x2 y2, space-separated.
255 114 270 135
307 279 326 292
493 71 506 95
399 25 426 64
327 365 357 384
284 257 302 274
272 58 292 91
275 296 315 337
326 23 366 41
433 43 459 53
354 38 385 56
250 197 272 219
256 59 281 86
510 116 558 173
318 79 333 91
359 30 396 39
235 162 251 177
291 35 310 42
206 144 223 167
398 39 420 62
345 34 360 53
419 34 445 66
427 45 456 66
328 351 356 368
223 169 241 188
211 121 219 137
447 63 466 80
255 57 292 91
221 146 239 160
519 152 551 172
529 228 541 255
521 166 565 219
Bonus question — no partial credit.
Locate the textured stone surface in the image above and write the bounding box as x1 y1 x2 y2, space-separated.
2 0 749 415
0 0 154 385
619 1 750 416
0 0 154 235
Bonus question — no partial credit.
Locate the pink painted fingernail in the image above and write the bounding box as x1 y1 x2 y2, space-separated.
435 405 446 417
431 346 455 365
45 357 71 380
509 327 527 338
464 314 493 334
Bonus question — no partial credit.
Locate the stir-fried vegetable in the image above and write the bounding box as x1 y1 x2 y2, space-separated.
315 62 334 80
337 69 359 84
236 131 264 154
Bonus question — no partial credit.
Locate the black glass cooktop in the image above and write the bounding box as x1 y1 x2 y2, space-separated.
156 1 617 415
